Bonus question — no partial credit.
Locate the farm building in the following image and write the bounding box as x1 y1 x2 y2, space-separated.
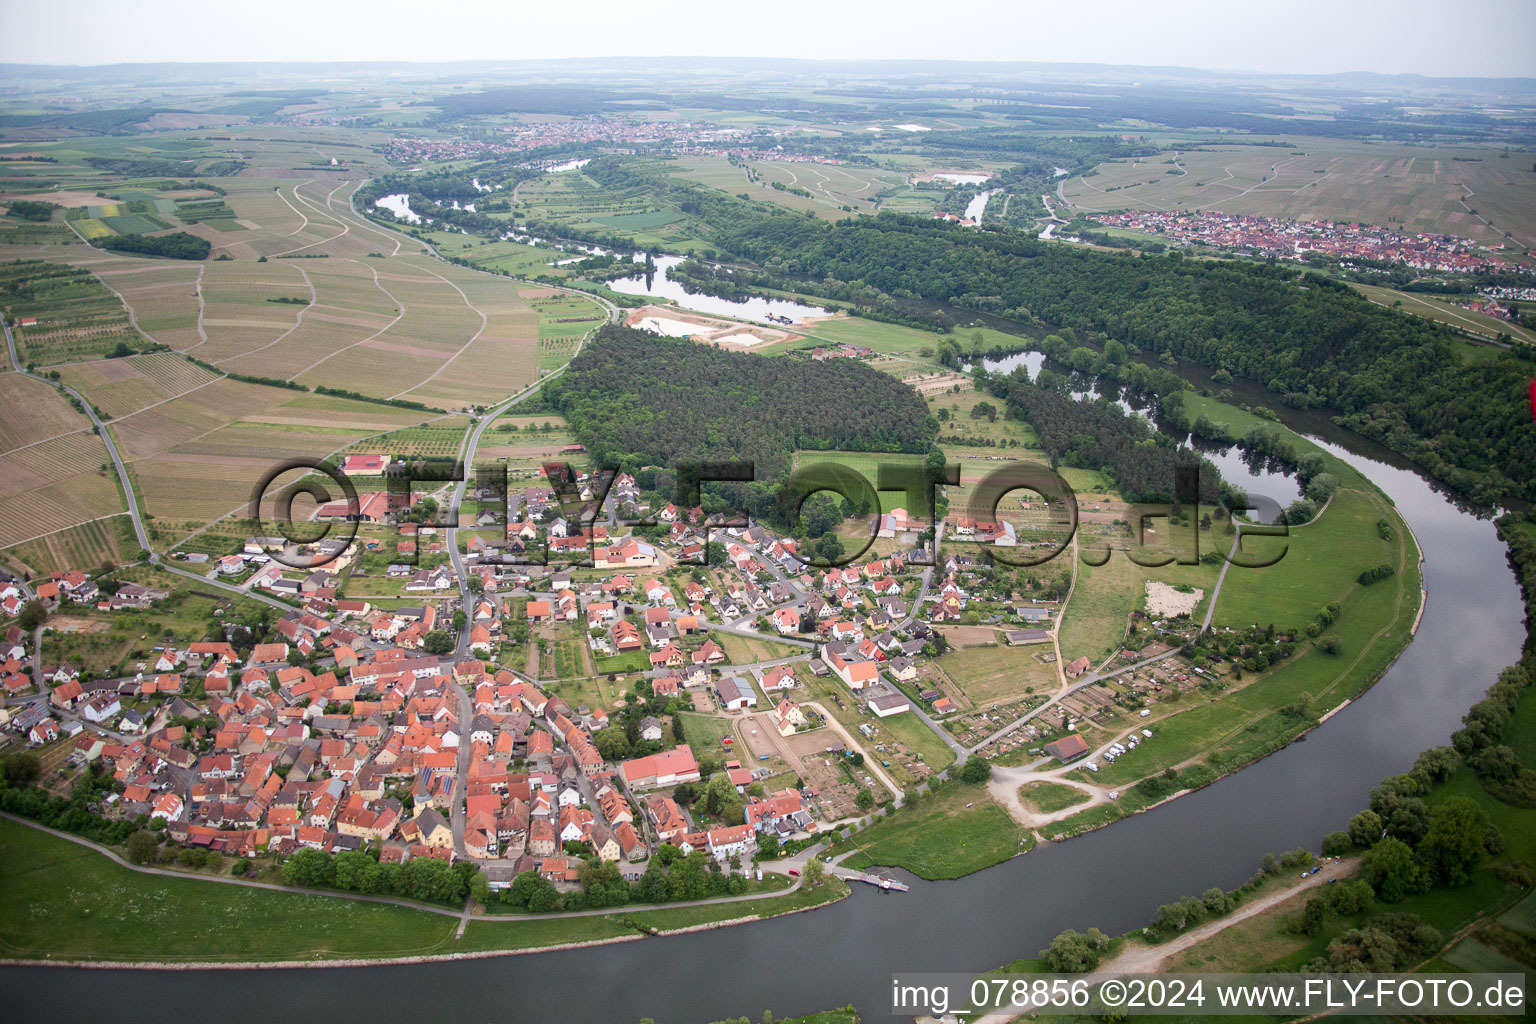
1044 734 1090 762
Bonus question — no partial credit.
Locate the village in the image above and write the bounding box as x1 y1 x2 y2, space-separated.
1089 208 1529 274
0 453 1146 905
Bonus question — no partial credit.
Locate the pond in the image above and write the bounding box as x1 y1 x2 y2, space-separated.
608 256 830 324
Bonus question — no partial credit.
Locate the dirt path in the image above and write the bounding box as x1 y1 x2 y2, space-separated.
963 859 1357 1024
177 263 208 353
284 258 405 380
269 180 351 257
1099 858 1355 973
272 181 314 237
986 768 1108 828
213 264 314 366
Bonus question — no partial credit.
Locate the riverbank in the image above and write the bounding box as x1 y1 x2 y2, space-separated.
0 817 848 968
830 391 1425 878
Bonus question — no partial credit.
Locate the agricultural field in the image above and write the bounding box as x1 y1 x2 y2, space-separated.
516 164 710 251
0 201 75 245
935 642 1061 708
2 514 140 578
0 259 139 364
667 155 907 218
1062 138 1536 247
0 372 93 450
0 159 616 564
0 428 124 554
56 350 221 420
104 380 438 543
1350 281 1536 346
529 289 606 371
459 240 576 279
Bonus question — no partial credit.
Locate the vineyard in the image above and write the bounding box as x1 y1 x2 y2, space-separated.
58 352 221 420
1 514 138 577
0 431 123 548
0 374 92 450
531 292 604 371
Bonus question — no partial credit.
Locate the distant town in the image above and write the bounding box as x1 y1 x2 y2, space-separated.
1089 209 1531 275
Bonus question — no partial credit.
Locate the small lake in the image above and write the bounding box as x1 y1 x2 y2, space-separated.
935 172 992 186
967 350 1044 379
1189 443 1300 524
608 255 830 324
373 193 420 224
545 158 592 173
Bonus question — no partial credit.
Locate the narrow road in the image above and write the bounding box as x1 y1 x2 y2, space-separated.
3 315 149 553
801 700 904 801
1202 525 1242 630
7 314 306 615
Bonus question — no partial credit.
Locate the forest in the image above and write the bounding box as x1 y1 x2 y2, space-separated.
682 212 1536 506
998 369 1226 506
545 324 936 484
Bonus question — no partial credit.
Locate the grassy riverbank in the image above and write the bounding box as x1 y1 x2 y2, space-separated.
825 390 1425 880
1039 394 1423 838
832 782 1032 880
0 819 847 964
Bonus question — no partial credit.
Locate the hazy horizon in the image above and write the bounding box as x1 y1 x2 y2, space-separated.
3 0 1533 81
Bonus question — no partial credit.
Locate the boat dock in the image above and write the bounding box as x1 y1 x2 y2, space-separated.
849 871 909 892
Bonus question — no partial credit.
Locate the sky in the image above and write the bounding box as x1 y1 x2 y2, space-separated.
3 0 1534 79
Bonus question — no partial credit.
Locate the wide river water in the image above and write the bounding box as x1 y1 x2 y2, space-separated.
2 416 1524 1023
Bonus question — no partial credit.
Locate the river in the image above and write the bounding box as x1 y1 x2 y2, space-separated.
966 187 1001 222
968 351 1301 523
2 416 1522 1023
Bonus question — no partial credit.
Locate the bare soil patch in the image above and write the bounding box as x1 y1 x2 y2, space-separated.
1145 581 1204 617
943 625 1002 647
48 616 111 635
95 360 144 383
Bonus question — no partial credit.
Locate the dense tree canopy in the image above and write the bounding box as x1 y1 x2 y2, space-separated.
547 326 936 482
998 370 1226 505
95 231 211 260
